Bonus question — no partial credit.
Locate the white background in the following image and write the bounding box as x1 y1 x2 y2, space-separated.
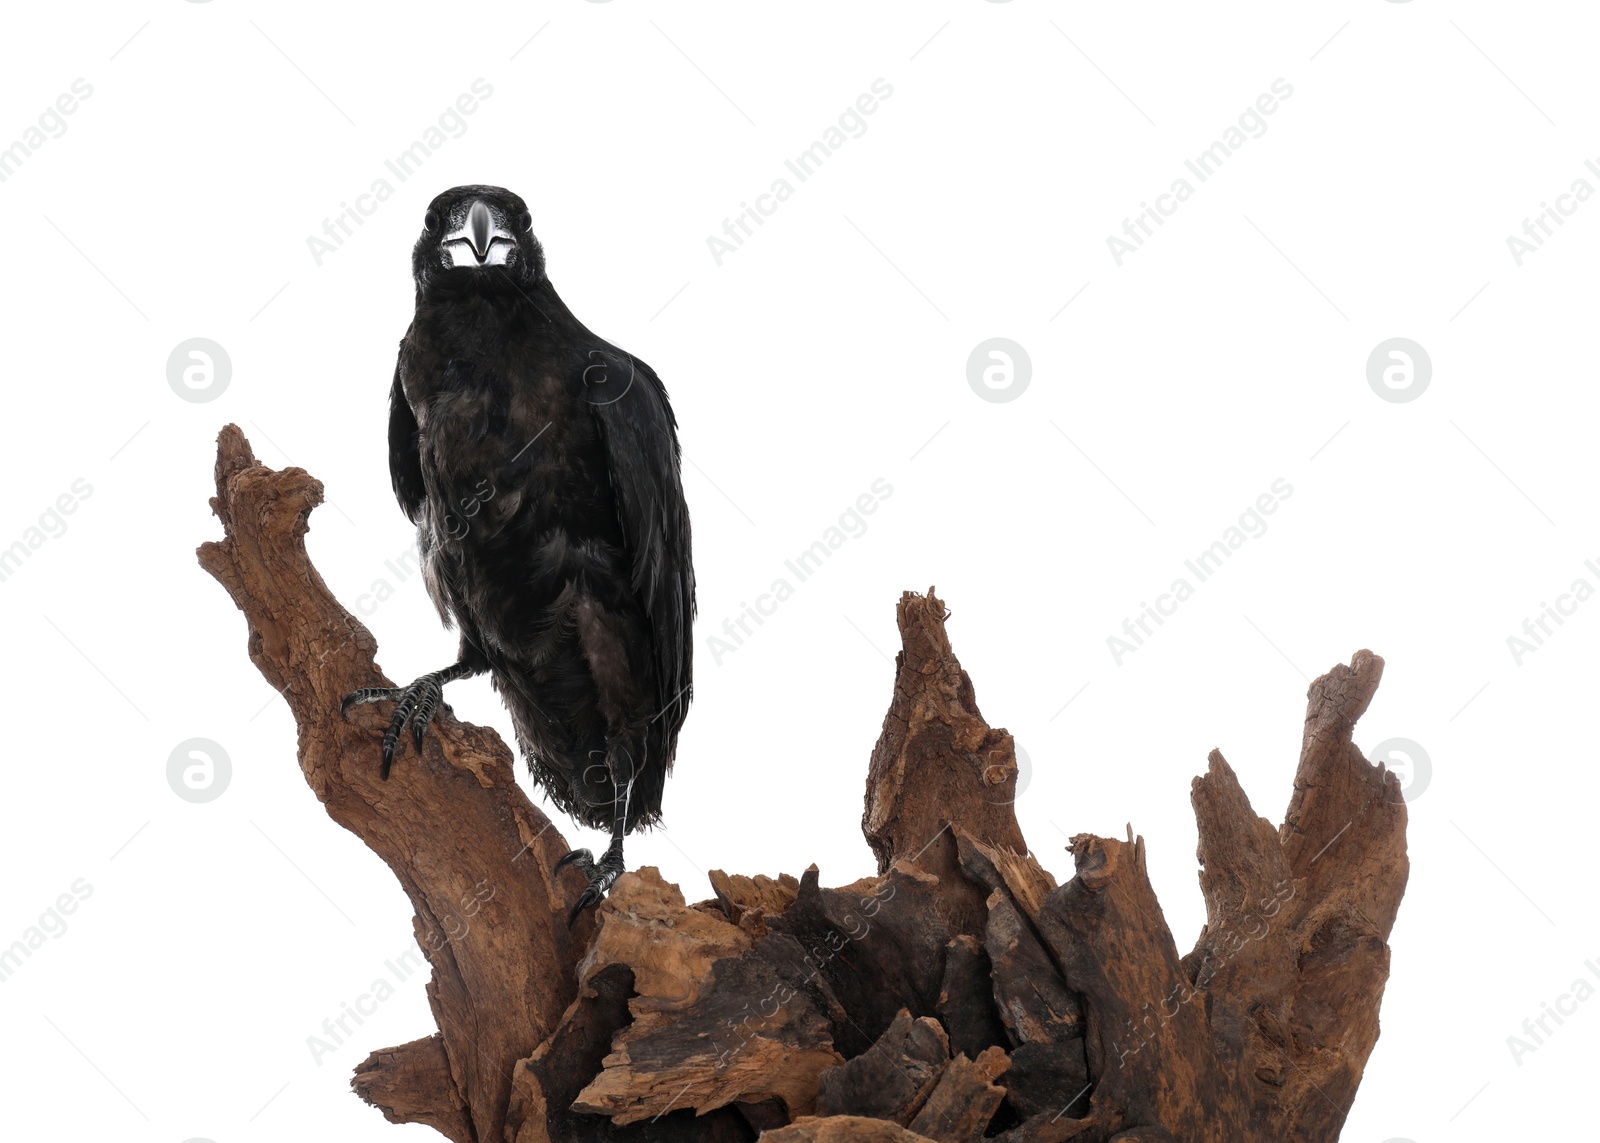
0 2 1591 1139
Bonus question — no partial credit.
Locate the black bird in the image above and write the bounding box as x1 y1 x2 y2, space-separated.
342 185 694 918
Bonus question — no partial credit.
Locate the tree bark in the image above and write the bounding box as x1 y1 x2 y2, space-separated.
198 425 588 1143
201 427 1406 1142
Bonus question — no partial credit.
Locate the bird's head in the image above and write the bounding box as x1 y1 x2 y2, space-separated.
412 185 546 297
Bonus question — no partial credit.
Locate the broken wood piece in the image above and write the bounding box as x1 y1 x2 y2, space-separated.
708 869 802 937
352 1035 472 1143
981 889 1089 1120
816 1007 949 1123
863 589 1029 938
954 827 1059 925
763 1117 942 1143
906 1046 1011 1143
569 868 844 1124
935 935 1009 1062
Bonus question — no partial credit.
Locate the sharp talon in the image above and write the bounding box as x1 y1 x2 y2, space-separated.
567 887 603 927
558 844 623 925
345 665 473 778
555 848 593 874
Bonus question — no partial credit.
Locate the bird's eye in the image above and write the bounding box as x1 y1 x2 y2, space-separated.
519 211 533 232
423 210 440 232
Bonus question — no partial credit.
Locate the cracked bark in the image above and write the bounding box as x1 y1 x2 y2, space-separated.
202 428 1406 1142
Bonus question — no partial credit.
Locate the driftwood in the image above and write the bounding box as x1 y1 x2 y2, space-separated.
200 425 1407 1142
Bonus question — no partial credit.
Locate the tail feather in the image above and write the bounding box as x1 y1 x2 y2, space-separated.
491 662 676 831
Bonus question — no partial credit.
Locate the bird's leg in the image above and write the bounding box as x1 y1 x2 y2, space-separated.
341 660 483 779
556 739 636 925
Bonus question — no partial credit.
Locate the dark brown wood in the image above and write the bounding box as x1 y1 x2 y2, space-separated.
504 961 757 1142
1185 648 1407 1140
352 1035 473 1142
199 426 587 1143
763 1118 940 1143
862 590 1030 939
766 862 957 1058
200 432 1405 1141
560 867 845 1125
906 1046 1011 1143
934 935 1008 1062
816 1008 949 1122
982 889 1089 1121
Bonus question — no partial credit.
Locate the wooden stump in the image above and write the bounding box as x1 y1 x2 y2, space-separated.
201 427 1406 1141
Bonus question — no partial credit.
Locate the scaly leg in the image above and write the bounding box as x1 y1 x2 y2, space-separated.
341 660 482 778
556 738 637 924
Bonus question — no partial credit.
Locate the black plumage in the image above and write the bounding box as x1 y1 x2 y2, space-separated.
344 185 694 915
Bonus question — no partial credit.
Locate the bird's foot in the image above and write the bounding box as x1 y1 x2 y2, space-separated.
555 842 625 925
341 671 453 779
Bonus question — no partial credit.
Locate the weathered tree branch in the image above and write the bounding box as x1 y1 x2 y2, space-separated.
202 427 1406 1142
352 1035 473 1139
199 425 588 1143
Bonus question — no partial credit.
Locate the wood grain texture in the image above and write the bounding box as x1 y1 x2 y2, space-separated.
201 435 1405 1141
199 425 588 1143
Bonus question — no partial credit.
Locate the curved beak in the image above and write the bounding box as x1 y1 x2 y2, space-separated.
465 200 493 261
444 200 516 267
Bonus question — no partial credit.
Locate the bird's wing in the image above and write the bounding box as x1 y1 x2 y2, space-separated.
388 352 427 523
583 346 695 729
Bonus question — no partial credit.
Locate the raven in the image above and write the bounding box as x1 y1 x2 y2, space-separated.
342 185 694 918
